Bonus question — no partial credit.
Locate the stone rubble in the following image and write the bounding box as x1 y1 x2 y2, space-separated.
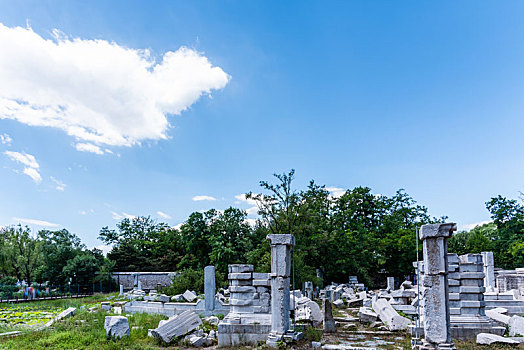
104 316 130 339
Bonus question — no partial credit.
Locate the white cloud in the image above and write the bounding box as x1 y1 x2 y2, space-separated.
246 206 259 216
75 142 105 155
50 176 66 191
157 211 171 219
0 133 11 145
461 220 492 231
192 195 217 201
111 211 136 220
12 217 59 227
235 194 258 206
0 23 230 152
23 167 42 183
4 150 39 169
4 150 41 183
173 222 184 230
325 186 345 198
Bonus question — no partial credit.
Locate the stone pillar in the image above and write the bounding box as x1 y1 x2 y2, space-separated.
322 298 336 333
205 266 216 312
387 277 395 291
119 284 124 296
419 223 457 350
481 252 496 292
266 234 295 347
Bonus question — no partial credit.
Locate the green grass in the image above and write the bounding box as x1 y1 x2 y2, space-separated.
0 294 171 350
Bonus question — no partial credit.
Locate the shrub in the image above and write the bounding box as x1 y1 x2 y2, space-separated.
161 269 204 296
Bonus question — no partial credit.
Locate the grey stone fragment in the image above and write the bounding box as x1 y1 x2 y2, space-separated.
486 309 510 325
510 315 524 336
323 299 336 333
312 341 322 348
104 316 130 339
476 332 519 345
333 299 344 308
372 297 410 331
172 294 184 302
150 310 202 343
190 336 206 347
358 306 378 323
183 290 198 302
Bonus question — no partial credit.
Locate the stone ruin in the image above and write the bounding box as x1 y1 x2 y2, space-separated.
217 264 272 347
124 265 229 317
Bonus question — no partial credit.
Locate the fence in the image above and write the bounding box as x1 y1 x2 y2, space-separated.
0 281 116 303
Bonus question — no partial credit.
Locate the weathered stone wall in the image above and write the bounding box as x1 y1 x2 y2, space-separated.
112 272 176 291
496 269 524 293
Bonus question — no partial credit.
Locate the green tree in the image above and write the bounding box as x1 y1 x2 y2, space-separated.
0 225 42 284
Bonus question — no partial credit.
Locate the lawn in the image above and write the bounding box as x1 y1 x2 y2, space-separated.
0 294 169 350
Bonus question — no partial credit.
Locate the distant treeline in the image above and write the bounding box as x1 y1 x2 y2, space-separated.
1 170 523 289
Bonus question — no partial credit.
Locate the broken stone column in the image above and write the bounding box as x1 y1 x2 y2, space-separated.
481 252 496 292
218 264 272 347
419 223 457 350
323 298 336 333
266 234 295 347
387 277 395 291
119 284 124 296
304 281 314 299
205 266 215 312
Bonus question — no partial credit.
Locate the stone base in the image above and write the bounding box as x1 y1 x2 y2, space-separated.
217 313 271 347
266 333 284 347
414 340 456 350
450 315 505 340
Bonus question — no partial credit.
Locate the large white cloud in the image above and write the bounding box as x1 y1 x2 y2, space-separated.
0 23 230 152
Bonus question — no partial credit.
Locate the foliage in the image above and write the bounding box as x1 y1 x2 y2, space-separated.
0 225 42 284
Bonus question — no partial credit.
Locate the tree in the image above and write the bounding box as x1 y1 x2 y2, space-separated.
100 216 173 271
0 225 42 284
36 229 85 284
486 196 524 268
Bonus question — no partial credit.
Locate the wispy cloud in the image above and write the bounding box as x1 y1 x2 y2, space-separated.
0 133 11 145
4 150 41 183
192 195 217 201
0 23 230 153
50 176 66 191
157 211 171 219
75 143 105 155
12 217 59 227
111 211 136 220
461 220 492 231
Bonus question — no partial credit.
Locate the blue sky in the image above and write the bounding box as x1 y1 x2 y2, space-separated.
1 1 523 250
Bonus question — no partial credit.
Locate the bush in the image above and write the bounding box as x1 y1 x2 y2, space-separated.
161 269 204 296
303 326 322 342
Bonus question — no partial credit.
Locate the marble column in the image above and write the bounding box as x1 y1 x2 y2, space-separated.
481 251 496 292
419 223 457 350
387 277 395 291
266 234 295 347
205 266 216 312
